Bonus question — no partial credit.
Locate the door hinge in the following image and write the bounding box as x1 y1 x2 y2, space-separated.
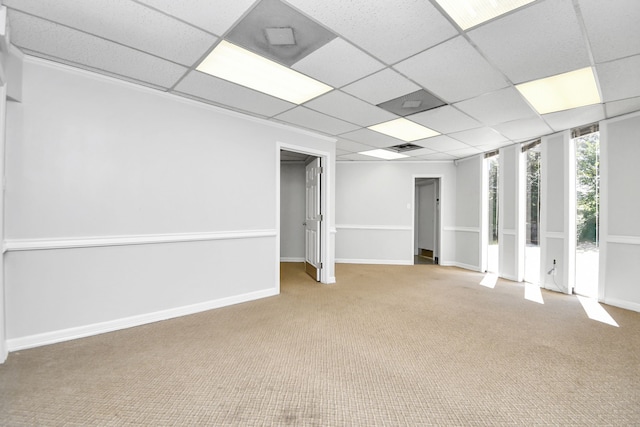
318 167 323 174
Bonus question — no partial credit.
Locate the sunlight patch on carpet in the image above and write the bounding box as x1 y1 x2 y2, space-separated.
524 282 544 304
479 273 498 288
577 296 619 327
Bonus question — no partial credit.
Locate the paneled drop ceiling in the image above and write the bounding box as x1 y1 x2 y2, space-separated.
5 0 640 161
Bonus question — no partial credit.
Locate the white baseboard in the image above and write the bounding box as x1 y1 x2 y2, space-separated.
440 261 482 272
280 257 305 262
326 276 337 284
336 258 412 265
7 288 279 352
602 297 640 313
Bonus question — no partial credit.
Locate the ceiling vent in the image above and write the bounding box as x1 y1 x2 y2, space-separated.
226 0 336 66
265 27 296 46
377 89 446 117
387 143 424 153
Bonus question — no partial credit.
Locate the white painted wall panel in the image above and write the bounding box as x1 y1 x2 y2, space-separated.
455 156 481 228
604 243 640 309
500 234 517 280
6 238 277 342
280 163 305 260
335 161 456 264
540 132 574 294
7 61 280 239
605 115 640 237
544 134 565 233
455 231 480 269
454 155 482 270
4 57 336 348
336 228 412 264
499 145 523 281
600 112 640 312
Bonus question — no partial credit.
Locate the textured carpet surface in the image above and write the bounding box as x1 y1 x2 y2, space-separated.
1 263 639 426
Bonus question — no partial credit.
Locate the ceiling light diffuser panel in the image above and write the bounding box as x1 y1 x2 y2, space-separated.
359 149 409 160
197 40 333 104
435 0 535 30
516 67 601 115
368 118 440 142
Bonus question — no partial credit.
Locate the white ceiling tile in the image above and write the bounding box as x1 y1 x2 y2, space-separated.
468 0 590 84
401 147 436 157
292 38 385 88
394 37 509 103
450 127 509 147
597 55 640 103
342 68 421 105
286 0 458 64
578 0 640 63
542 104 605 132
8 11 187 88
5 0 216 66
304 91 397 127
336 138 376 153
339 128 404 148
446 147 483 158
478 141 515 152
134 0 256 36
454 87 537 126
417 152 456 161
173 71 295 117
274 107 360 135
492 117 553 141
417 135 472 152
408 106 481 134
605 97 640 119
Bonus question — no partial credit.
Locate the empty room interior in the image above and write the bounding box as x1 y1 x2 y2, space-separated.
0 0 639 425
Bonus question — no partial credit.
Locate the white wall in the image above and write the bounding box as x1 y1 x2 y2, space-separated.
600 111 640 311
4 57 335 351
499 145 523 281
280 162 305 261
454 155 482 271
335 161 455 265
540 131 575 294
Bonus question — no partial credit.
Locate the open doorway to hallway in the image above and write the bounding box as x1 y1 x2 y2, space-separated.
279 149 324 283
414 178 441 265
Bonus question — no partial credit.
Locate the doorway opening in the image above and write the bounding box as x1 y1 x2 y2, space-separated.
485 153 500 273
413 177 441 265
573 126 600 298
523 140 541 285
278 147 328 285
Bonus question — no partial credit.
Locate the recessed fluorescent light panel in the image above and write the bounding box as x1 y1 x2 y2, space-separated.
359 149 409 160
435 0 535 30
196 40 333 104
516 67 601 115
368 118 440 142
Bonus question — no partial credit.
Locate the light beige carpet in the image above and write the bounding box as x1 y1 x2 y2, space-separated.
1 263 639 426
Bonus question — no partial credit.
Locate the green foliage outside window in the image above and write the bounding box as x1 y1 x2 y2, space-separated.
575 132 600 244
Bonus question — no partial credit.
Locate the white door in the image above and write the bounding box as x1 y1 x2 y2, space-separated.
305 157 322 281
